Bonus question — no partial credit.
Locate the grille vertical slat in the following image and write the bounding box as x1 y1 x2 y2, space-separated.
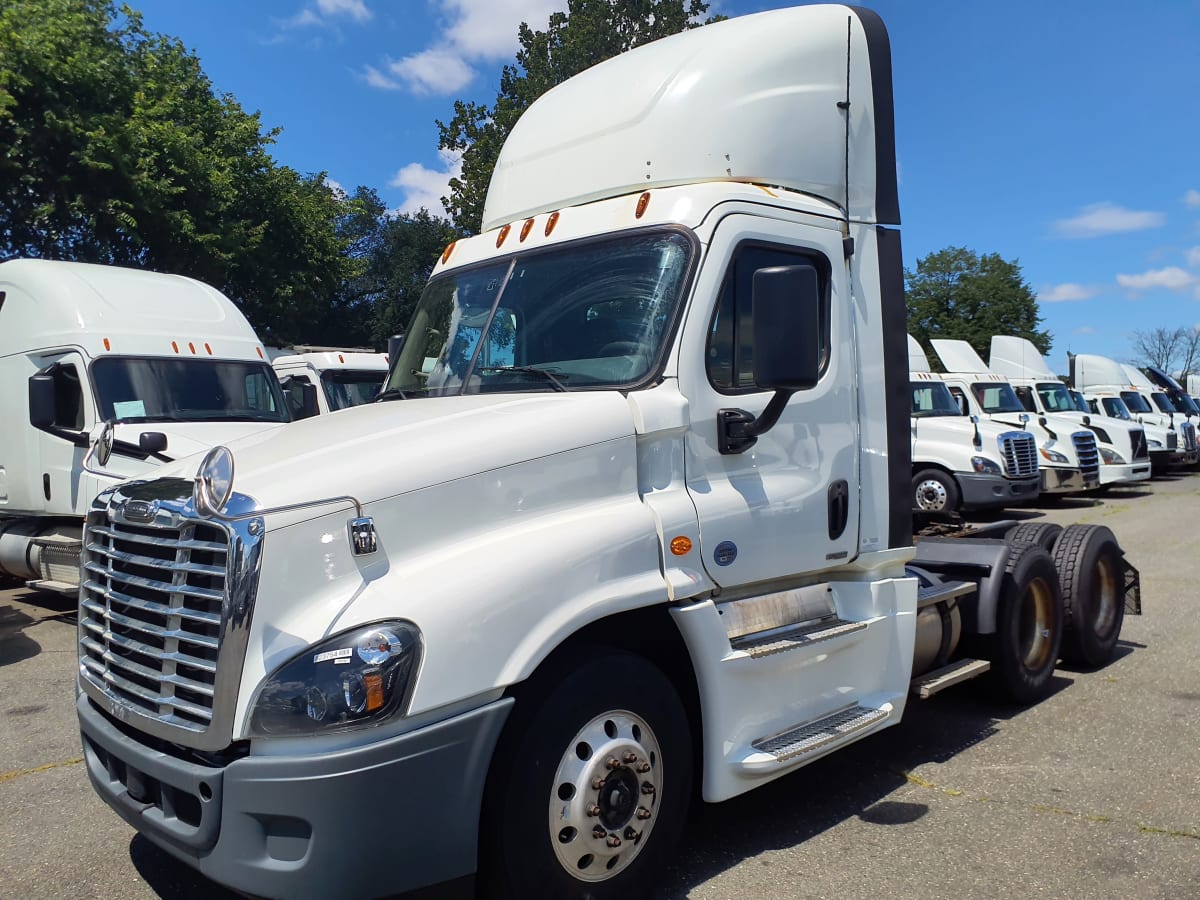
998 431 1037 477
1180 422 1197 451
1072 432 1100 478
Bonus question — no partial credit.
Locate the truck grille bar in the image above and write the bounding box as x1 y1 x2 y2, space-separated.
1072 431 1100 478
1180 421 1197 452
998 431 1037 478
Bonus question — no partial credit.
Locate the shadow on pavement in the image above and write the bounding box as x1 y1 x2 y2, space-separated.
129 835 242 899
0 606 41 666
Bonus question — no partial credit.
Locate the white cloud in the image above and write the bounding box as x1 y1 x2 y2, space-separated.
365 0 565 96
317 0 372 22
324 176 346 197
389 149 462 215
1040 283 1097 303
1187 246 1200 268
1053 202 1165 239
280 8 322 28
1185 189 1200 209
1115 266 1196 292
1073 326 1096 335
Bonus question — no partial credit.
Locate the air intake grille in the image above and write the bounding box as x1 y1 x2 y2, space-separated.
998 431 1038 477
1072 431 1100 478
1180 421 1197 452
1167 431 1178 451
1130 429 1148 460
79 518 227 732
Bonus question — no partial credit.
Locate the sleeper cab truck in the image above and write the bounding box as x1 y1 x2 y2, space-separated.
908 337 1039 514
272 348 389 418
988 336 1150 485
1121 363 1199 466
0 259 290 593
74 8 1141 899
1140 364 1200 428
928 339 1100 495
1070 352 1188 472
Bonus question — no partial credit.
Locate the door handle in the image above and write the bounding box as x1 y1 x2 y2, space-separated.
828 479 849 540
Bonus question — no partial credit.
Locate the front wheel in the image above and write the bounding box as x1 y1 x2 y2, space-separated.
479 650 692 900
913 468 961 514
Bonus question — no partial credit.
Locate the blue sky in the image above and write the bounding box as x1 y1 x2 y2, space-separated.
131 0 1200 369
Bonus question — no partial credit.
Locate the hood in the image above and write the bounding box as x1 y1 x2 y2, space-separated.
157 392 638 512
112 420 285 465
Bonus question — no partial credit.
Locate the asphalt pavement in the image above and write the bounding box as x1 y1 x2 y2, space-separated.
1 474 1197 899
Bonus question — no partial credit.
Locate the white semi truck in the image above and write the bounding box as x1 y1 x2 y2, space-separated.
908 337 1040 513
1070 352 1191 471
988 336 1150 485
75 8 1140 899
928 339 1100 495
0 259 290 593
1121 363 1199 465
272 348 389 417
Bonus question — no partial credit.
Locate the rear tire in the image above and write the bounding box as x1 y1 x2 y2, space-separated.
1053 524 1126 668
478 650 692 900
1005 522 1063 553
990 541 1063 704
913 468 961 514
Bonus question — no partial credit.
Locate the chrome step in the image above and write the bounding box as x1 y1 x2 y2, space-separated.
751 703 890 762
730 617 868 658
25 579 79 596
909 658 991 699
916 579 975 608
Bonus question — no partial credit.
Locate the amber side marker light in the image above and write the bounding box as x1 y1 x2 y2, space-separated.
670 536 692 556
441 241 457 264
204 342 213 355
545 212 560 236
635 192 651 219
256 346 264 359
102 337 111 351
171 341 180 353
520 218 535 242
496 224 512 248
188 342 196 354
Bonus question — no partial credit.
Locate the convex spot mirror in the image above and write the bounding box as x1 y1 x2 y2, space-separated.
751 265 821 390
91 421 115 467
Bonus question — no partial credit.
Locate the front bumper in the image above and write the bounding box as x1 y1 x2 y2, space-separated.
79 693 512 900
1168 449 1200 467
1039 467 1100 494
957 473 1040 509
1098 461 1152 485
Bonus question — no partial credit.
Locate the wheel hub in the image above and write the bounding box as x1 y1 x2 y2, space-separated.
915 479 948 511
547 710 662 882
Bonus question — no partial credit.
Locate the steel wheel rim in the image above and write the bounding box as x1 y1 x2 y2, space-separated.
1019 575 1055 669
547 710 662 882
1092 554 1120 637
915 479 948 511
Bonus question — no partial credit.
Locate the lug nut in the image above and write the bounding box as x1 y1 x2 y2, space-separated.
636 807 652 820
586 805 601 817
606 757 622 770
641 782 656 795
624 827 639 841
591 777 605 790
637 762 651 773
593 826 607 839
606 835 622 848
622 751 638 764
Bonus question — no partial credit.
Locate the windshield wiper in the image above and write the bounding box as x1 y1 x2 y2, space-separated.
376 388 410 402
479 366 569 392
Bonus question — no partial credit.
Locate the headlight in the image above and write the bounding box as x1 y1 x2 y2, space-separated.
971 456 1002 475
249 621 421 737
1147 438 1163 449
194 445 234 515
1099 447 1127 465
1039 446 1069 464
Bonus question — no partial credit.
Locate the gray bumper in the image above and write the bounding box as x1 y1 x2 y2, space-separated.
79 692 512 900
1039 467 1100 494
957 473 1040 509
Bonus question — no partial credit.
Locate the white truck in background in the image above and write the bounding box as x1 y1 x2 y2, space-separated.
75 8 1141 899
272 347 388 417
0 259 290 592
988 336 1150 485
928 338 1100 495
908 336 1040 514
1070 352 1191 471
1121 364 1199 465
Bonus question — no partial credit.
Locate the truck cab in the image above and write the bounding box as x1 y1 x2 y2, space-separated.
272 348 389 417
0 259 289 591
928 339 1099 494
988 336 1150 485
908 337 1039 513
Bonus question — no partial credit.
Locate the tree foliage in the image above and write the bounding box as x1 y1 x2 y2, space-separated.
1131 326 1200 380
0 0 357 344
906 247 1052 364
437 0 717 235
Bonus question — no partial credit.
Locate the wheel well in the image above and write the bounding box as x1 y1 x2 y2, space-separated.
912 462 955 480
502 605 703 786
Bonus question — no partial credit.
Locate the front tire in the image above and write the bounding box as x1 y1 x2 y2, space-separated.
913 468 961 514
479 650 692 900
990 541 1063 704
1053 524 1125 668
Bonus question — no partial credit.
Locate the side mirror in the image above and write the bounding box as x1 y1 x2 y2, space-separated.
718 265 822 454
92 421 114 467
139 432 168 454
281 377 320 420
970 414 979 425
28 374 56 429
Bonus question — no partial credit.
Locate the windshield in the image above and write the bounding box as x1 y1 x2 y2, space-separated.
1176 393 1200 414
93 357 289 423
910 381 961 417
1068 390 1091 413
971 381 1024 414
1100 397 1132 419
1036 382 1077 414
382 230 692 398
1120 391 1154 414
1150 392 1175 414
322 370 385 410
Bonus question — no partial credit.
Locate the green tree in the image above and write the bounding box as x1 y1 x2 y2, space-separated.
0 0 353 344
906 247 1052 364
437 0 717 235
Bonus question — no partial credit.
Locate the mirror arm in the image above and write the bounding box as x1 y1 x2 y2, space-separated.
718 389 796 454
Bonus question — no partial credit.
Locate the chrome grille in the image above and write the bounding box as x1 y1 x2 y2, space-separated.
1180 421 1197 451
1130 429 1148 461
79 518 227 731
998 431 1038 477
1072 431 1100 478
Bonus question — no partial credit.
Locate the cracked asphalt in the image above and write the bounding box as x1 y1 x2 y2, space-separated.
2 474 1197 899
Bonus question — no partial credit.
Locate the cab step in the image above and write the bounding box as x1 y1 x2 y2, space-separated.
749 703 891 764
729 617 870 658
909 658 991 699
25 578 80 596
